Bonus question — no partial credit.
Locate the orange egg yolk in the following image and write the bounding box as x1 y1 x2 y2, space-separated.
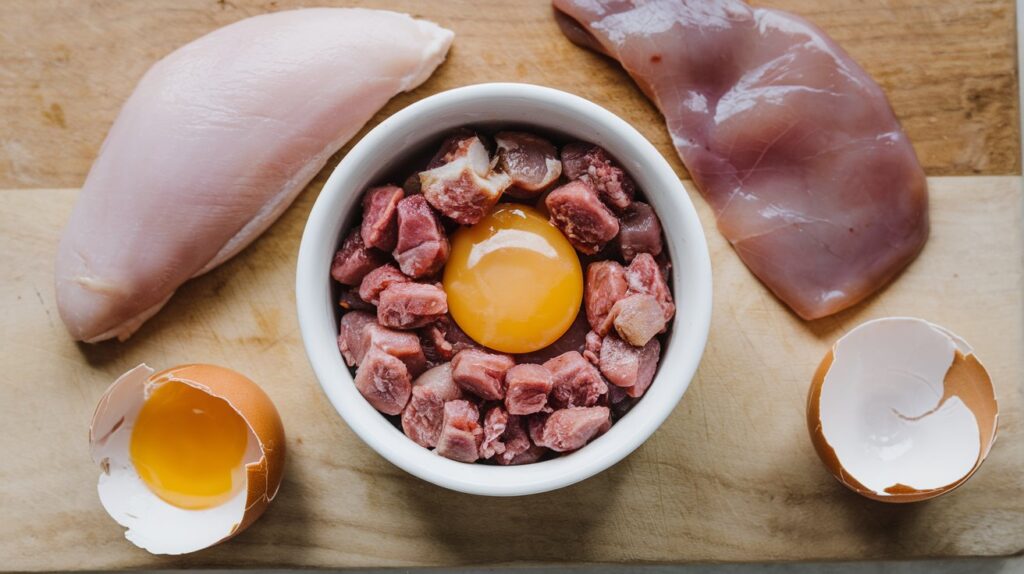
444 204 583 354
129 382 249 510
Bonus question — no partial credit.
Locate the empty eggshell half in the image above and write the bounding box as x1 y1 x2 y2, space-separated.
89 363 286 554
807 317 997 502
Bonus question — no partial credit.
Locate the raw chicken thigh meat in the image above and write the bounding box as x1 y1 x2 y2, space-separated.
554 0 928 319
56 8 453 341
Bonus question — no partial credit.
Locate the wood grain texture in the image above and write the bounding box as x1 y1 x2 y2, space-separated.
0 0 1019 190
0 177 1021 570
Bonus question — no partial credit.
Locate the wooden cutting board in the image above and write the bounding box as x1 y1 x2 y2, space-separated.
0 0 1020 570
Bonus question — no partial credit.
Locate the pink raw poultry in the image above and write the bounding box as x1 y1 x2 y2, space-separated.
55 8 453 341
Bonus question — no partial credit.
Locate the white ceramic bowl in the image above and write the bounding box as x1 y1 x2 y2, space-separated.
296 83 712 496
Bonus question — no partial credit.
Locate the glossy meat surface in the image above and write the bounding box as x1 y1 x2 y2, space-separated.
56 9 453 341
554 0 928 319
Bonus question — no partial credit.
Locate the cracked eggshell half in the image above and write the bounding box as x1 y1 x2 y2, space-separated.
89 363 286 554
807 317 997 503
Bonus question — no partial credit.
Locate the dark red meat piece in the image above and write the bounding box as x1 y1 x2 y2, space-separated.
504 363 553 415
495 131 562 197
545 180 620 255
401 363 462 448
353 347 412 415
360 185 403 251
617 201 663 262
377 282 448 329
436 400 483 463
451 349 515 401
393 195 450 278
560 142 634 212
543 351 607 409
331 230 387 286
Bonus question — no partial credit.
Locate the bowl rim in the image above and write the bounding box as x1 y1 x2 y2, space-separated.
296 82 712 496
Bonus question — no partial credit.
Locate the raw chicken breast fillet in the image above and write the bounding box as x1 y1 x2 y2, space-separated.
554 0 928 319
56 8 454 341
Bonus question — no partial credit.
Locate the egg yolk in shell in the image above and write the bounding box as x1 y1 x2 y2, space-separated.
129 382 249 510
444 204 583 354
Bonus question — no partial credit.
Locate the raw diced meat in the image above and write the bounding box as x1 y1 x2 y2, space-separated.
339 288 375 312
361 323 427 376
610 294 666 347
420 134 511 224
584 261 628 335
599 333 660 398
331 230 387 285
358 264 409 305
393 194 450 278
401 363 462 448
583 330 602 365
494 414 547 465
480 406 510 459
451 349 515 401
377 282 448 329
560 142 634 212
534 406 611 452
544 351 607 409
625 253 675 322
546 180 619 255
554 0 928 321
419 323 454 366
495 131 562 197
360 185 403 251
504 363 553 415
337 311 377 366
617 201 663 262
425 315 479 360
426 128 476 169
353 347 412 415
436 400 483 463
513 309 589 364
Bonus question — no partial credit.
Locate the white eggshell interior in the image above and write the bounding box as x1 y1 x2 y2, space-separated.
90 365 263 555
819 318 981 495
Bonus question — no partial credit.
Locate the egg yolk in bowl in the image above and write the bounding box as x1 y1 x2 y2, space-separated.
444 204 583 354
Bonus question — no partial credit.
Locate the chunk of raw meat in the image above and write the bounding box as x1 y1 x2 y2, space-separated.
610 294 666 347
451 349 515 401
504 363 554 415
480 406 510 459
560 142 634 212
55 9 453 342
494 415 547 465
583 330 602 365
358 264 409 305
338 310 378 366
553 0 929 320
360 185 403 251
419 323 454 366
419 134 512 224
339 288 375 312
513 309 590 364
401 363 462 448
436 400 483 463
599 333 660 397
377 282 448 329
393 195 450 278
495 131 562 197
617 202 663 262
534 407 611 452
584 261 629 335
544 351 607 409
361 323 427 376
331 230 387 286
625 253 675 322
354 347 412 415
546 180 620 255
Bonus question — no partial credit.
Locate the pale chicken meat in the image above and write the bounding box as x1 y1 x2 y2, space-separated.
55 8 454 341
553 0 929 319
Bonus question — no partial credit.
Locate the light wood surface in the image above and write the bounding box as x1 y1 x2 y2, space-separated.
0 0 1021 570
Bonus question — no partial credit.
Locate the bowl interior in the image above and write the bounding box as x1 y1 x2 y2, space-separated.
296 83 712 496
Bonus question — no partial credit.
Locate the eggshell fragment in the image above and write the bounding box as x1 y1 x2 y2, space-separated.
89 364 286 554
807 318 997 502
